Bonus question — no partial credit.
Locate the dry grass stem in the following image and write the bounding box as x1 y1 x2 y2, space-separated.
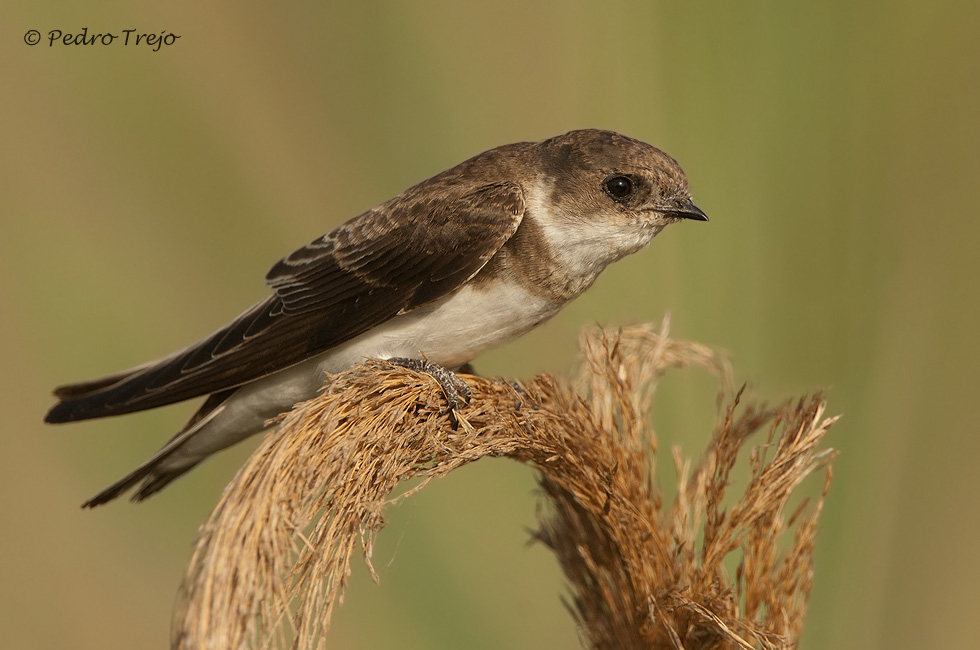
173 321 838 650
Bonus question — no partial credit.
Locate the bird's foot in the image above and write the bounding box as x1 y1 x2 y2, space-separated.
505 380 527 411
387 357 472 429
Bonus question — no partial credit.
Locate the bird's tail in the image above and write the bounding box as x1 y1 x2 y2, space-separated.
45 359 162 423
81 456 195 508
52 367 144 400
81 390 234 507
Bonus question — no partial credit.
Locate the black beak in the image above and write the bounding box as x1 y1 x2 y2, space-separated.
664 198 709 222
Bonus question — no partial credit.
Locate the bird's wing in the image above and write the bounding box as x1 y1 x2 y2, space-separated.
46 182 525 422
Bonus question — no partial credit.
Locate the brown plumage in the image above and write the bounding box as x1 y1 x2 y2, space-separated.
45 129 707 505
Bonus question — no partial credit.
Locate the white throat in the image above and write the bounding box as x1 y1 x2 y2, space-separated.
523 180 662 288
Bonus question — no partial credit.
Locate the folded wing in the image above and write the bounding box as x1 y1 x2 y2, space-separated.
45 182 525 423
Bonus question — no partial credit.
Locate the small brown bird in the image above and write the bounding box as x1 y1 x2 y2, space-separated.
45 129 707 506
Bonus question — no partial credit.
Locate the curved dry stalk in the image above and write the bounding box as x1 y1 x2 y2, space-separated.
173 321 838 650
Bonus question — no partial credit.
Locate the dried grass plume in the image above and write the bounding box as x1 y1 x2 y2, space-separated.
173 320 838 650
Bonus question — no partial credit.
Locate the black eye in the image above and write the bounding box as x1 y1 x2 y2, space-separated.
604 175 634 201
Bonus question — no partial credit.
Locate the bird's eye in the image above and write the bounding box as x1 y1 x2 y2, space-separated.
604 175 634 201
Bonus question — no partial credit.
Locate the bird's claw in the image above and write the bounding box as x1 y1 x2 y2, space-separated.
388 357 472 429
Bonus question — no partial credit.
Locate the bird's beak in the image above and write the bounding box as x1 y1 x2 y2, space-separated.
662 197 708 222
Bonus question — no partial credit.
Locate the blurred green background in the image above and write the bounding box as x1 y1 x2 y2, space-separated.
3 1 979 648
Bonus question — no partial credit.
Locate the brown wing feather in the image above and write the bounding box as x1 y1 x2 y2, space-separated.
45 182 524 423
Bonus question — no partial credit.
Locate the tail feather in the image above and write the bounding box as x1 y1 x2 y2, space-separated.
46 367 149 423
82 461 196 508
80 391 233 507
51 365 148 401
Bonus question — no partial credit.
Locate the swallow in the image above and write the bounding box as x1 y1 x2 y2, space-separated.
45 129 708 506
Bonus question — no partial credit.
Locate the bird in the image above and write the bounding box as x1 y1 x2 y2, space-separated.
45 129 708 507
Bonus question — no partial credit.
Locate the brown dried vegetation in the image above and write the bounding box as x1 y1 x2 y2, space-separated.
174 321 838 650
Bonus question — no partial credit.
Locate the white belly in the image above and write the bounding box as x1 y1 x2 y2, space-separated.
160 281 558 469
318 281 559 372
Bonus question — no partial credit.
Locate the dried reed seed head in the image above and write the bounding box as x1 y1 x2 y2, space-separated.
174 322 837 650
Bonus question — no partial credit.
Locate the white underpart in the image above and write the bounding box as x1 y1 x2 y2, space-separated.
158 280 559 471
